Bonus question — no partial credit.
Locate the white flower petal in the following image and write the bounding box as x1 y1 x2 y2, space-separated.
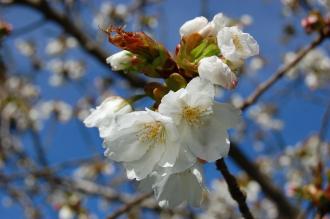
125 143 165 180
106 50 132 71
185 77 215 98
138 172 159 193
155 164 206 208
179 16 208 37
158 89 187 125
103 111 155 162
211 13 230 33
183 77 215 107
158 142 180 168
83 96 132 131
213 103 242 129
170 145 196 173
198 56 237 89
185 120 230 161
104 126 150 162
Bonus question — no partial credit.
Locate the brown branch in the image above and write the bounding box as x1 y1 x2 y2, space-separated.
30 129 48 166
1 170 194 218
0 175 41 219
216 158 254 219
222 34 327 218
239 33 325 111
229 144 299 219
10 0 146 88
106 193 152 219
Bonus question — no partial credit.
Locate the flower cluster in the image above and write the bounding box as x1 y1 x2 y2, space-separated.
0 76 40 131
285 49 330 89
47 59 85 86
281 136 330 216
84 13 259 208
248 103 284 131
45 36 77 56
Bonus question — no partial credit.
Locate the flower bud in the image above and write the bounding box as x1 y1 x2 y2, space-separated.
165 73 187 91
105 26 177 78
198 56 237 89
0 21 12 39
106 50 132 71
144 82 169 102
301 12 323 34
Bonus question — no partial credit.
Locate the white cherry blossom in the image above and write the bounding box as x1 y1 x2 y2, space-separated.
106 50 133 71
83 96 132 138
198 56 237 89
159 77 241 162
217 26 259 63
103 109 180 180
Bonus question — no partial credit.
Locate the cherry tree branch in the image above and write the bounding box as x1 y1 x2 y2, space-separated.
239 33 325 111
216 158 255 219
229 144 299 218
9 0 147 88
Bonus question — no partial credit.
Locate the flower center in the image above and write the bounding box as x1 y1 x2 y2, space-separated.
138 121 166 144
182 106 207 126
232 34 244 52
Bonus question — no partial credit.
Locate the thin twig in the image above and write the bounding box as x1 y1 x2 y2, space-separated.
223 33 327 219
30 129 48 167
106 193 152 219
216 158 254 219
239 33 326 111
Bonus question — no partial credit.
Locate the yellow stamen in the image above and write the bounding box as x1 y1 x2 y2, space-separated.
138 121 166 144
182 106 206 126
232 34 244 52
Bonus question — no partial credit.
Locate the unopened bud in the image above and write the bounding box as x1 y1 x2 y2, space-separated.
106 50 133 71
301 12 323 33
165 73 187 91
105 26 178 78
0 21 12 39
144 82 169 102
